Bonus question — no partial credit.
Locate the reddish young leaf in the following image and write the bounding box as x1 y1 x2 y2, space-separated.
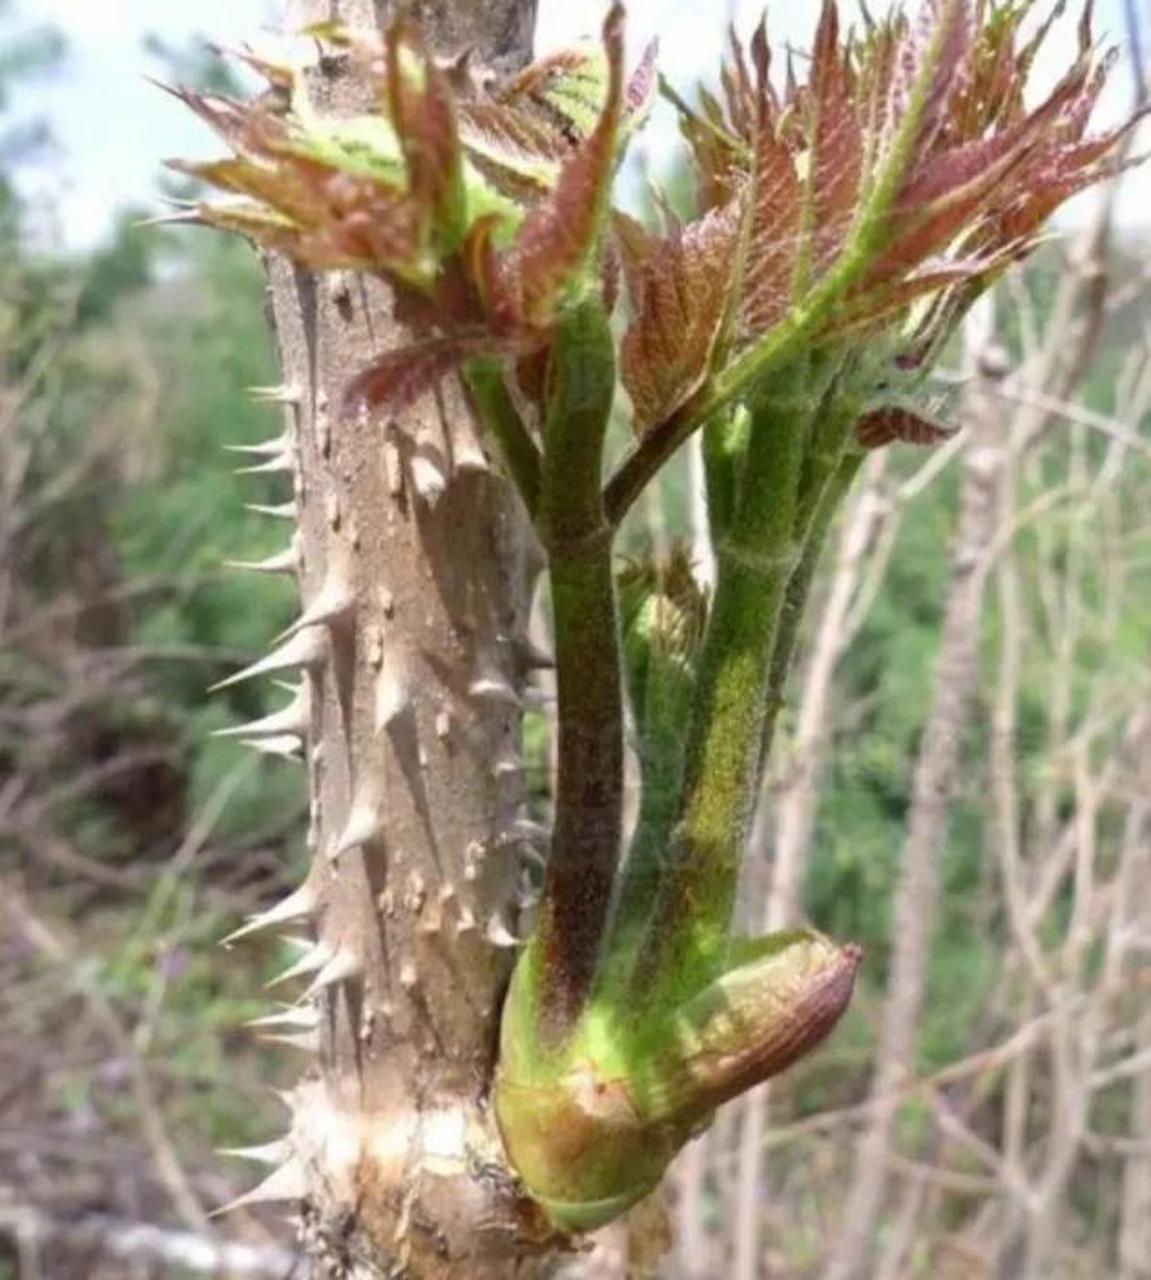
888 0 973 156
854 14 901 153
719 21 762 143
185 200 303 256
625 40 659 123
862 53 1102 288
511 3 627 326
742 124 802 336
464 214 523 334
343 333 525 416
677 105 745 214
855 405 957 449
622 201 742 431
343 339 472 416
805 0 864 279
514 344 552 415
161 84 291 158
685 20 803 338
502 47 594 115
457 98 573 198
385 22 466 245
296 190 423 275
827 257 995 339
611 210 657 307
177 156 424 272
176 0 1134 409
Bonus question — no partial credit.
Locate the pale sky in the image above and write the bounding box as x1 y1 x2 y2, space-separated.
9 0 1146 250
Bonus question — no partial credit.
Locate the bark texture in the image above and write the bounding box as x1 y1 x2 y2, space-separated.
245 1 547 1274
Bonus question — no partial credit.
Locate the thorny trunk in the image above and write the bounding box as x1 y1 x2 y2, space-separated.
825 335 1009 1280
247 1 551 1275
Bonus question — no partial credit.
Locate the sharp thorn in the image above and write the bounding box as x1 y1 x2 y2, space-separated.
518 843 547 873
512 634 555 670
239 734 303 760
261 1029 321 1052
235 451 295 477
224 545 300 575
225 434 292 457
374 662 411 732
137 208 205 228
214 686 310 742
452 437 491 476
210 1161 306 1217
218 1139 293 1165
302 948 361 999
245 1005 320 1031
223 883 319 946
468 672 520 709
506 816 550 846
410 454 447 506
245 501 297 520
485 915 524 949
329 803 384 861
247 383 302 405
210 629 326 692
266 940 332 990
276 579 354 643
492 753 522 779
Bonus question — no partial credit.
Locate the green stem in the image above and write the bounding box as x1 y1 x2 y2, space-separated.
602 321 804 528
463 356 543 517
632 371 813 1000
532 297 623 1041
702 404 749 544
599 617 696 983
760 451 864 765
600 408 747 965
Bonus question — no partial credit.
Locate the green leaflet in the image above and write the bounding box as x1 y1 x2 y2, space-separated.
288 115 405 183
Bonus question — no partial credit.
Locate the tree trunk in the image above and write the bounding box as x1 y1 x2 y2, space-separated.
824 326 1009 1280
232 2 548 1275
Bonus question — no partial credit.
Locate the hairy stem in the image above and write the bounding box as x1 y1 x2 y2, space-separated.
533 297 623 1039
464 356 543 516
633 371 813 999
761 451 864 762
599 606 698 981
